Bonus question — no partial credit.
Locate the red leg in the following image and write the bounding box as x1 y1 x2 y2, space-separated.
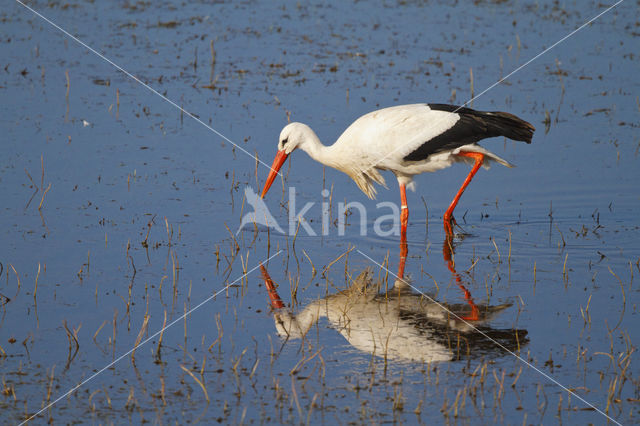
399 182 409 241
443 152 485 231
397 182 409 281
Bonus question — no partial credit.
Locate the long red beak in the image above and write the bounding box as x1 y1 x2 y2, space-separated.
261 150 288 198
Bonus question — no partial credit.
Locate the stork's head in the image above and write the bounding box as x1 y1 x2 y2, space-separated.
273 310 306 339
261 122 312 198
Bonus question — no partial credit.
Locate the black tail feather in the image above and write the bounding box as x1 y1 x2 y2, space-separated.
428 103 535 143
481 110 535 144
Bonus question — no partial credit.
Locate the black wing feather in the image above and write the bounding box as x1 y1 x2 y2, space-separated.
403 104 535 162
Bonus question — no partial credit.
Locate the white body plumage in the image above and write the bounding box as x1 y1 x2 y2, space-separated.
279 104 515 199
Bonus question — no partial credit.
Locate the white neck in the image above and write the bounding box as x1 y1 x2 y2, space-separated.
298 128 340 168
276 301 324 339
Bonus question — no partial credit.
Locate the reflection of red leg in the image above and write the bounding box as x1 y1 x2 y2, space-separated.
397 236 408 282
443 152 485 232
457 283 479 321
260 264 284 309
442 238 479 321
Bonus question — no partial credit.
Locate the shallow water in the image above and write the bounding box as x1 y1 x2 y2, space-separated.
1 0 639 424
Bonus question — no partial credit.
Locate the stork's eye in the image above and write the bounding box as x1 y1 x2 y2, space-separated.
281 137 288 146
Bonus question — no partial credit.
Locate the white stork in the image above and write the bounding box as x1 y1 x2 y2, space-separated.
260 265 527 363
260 103 535 236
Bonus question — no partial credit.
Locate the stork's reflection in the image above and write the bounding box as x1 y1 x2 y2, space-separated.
261 235 527 363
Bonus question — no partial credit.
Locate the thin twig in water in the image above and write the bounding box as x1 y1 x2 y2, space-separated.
421 196 429 237
10 264 21 291
62 320 80 369
180 365 209 403
34 263 41 303
321 246 356 277
155 310 167 362
38 183 52 211
130 315 149 363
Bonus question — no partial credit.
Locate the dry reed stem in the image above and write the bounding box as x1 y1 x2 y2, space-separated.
320 246 355 277
183 302 188 351
555 224 566 247
62 320 80 350
232 348 248 374
24 168 39 209
93 320 107 342
421 196 429 236
290 348 322 376
46 366 55 404
111 309 118 356
491 237 501 263
306 392 319 424
302 249 317 278
608 266 627 331
511 366 523 388
249 358 260 380
155 310 167 361
62 320 80 369
290 375 303 421
180 365 209 403
10 264 21 290
33 262 40 303
208 313 223 352
130 315 149 363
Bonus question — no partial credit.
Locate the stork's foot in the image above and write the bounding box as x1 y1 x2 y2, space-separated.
443 215 457 237
444 215 472 239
